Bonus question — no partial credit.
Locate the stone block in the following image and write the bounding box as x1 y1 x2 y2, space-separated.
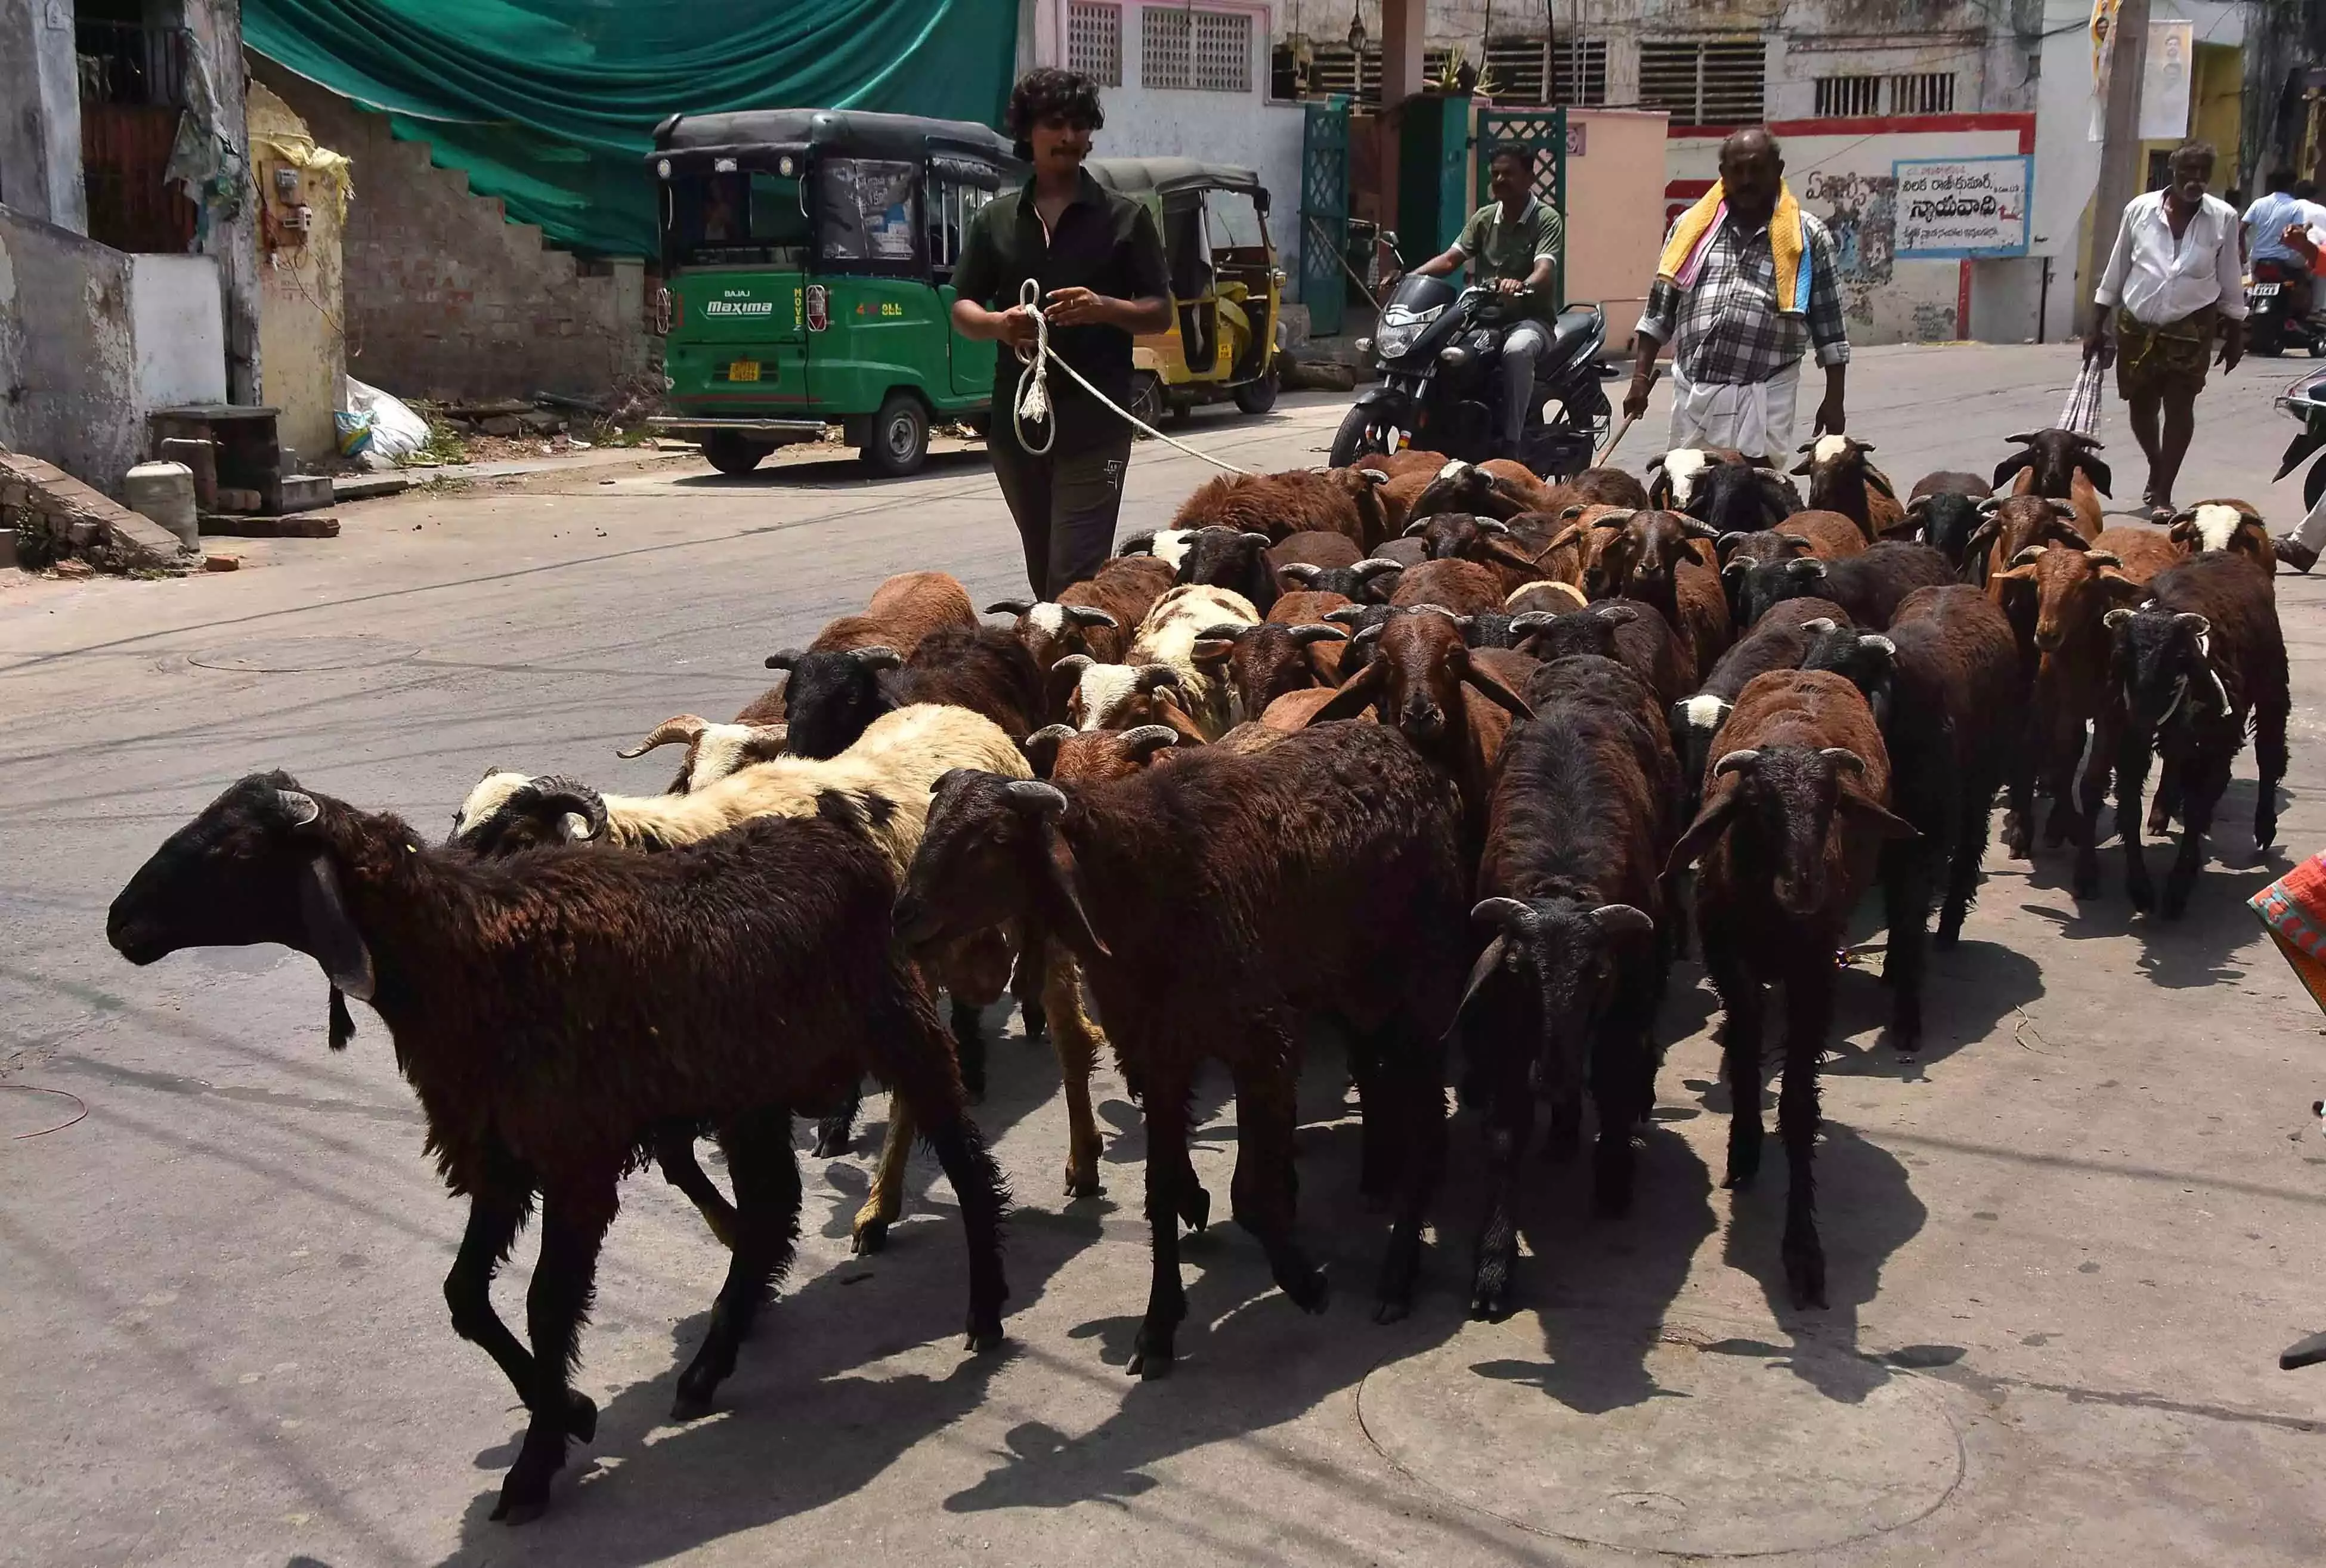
279 474 335 513
480 415 522 435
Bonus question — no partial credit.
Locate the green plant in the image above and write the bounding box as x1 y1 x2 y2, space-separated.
404 419 470 467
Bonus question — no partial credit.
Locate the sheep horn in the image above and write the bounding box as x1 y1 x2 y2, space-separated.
848 645 903 671
1119 725 1181 762
1470 896 1538 931
1712 749 1761 778
1279 562 1324 583
1474 518 1511 534
1786 557 1828 577
2003 431 2042 445
2047 500 2078 519
1402 519 1434 538
1289 623 1350 645
1003 779 1070 818
1716 530 1752 552
2084 551 2123 568
1322 605 1368 624
1590 904 1654 938
1779 533 1814 550
2011 545 2047 565
1065 605 1119 627
1595 604 1640 625
763 648 803 670
2172 612 2212 637
515 775 608 842
1353 559 1406 580
1817 748 1867 776
274 788 322 828
1507 611 1561 634
1679 518 1724 540
1975 496 2008 514
616 715 709 758
2104 608 2136 629
1241 531 1273 547
1862 635 1897 657
1116 531 1158 555
1799 617 1839 635
985 598 1036 615
1195 623 1251 644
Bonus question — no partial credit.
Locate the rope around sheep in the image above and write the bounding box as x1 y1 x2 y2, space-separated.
1010 278 1255 476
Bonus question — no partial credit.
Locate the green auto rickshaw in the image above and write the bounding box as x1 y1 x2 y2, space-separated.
646 109 1022 477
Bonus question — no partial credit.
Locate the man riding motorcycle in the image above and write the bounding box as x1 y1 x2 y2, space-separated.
1405 144 1562 462
2244 169 2325 328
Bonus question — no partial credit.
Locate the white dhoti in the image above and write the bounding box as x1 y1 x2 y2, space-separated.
1667 357 1802 460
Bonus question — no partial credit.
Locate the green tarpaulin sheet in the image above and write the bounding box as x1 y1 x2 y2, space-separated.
243 0 1018 257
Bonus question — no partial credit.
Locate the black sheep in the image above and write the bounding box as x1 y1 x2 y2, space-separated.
107 775 1008 1523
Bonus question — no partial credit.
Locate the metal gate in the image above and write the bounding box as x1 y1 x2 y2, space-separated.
1473 108 1570 309
1300 98 1351 337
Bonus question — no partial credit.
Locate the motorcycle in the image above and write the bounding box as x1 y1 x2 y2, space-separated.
2248 257 2325 357
1329 262 1611 477
2274 366 2326 517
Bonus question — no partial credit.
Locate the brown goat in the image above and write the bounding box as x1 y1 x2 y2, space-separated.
1666 668 1916 1308
1994 428 2111 540
2164 499 2278 574
1174 468 1391 548
1790 435 1904 542
1404 512 1557 596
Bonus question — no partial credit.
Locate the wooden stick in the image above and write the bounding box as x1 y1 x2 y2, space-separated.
1594 366 1657 468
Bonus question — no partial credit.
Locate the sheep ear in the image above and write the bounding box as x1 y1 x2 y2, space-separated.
1991 452 2033 488
2077 454 2112 496
1461 661 1535 719
763 649 802 672
298 855 376 1006
1190 638 1238 667
1034 824 1110 958
1310 660 1387 723
1664 793 1740 882
1840 795 1920 842
1789 456 1814 475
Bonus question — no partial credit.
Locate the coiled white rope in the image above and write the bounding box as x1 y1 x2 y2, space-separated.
1011 277 1254 475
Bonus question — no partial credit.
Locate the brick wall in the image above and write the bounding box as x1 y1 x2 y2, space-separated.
250 61 649 403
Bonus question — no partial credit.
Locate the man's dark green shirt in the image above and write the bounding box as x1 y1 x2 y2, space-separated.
952 167 1171 450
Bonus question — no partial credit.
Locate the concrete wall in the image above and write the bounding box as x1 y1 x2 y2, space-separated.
0 206 146 493
0 0 88 233
1668 116 2036 346
1564 109 1670 336
1027 0 1307 289
129 254 228 406
248 59 649 403
248 83 348 465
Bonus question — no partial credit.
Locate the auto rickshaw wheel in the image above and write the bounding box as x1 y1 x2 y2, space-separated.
864 392 930 477
1127 372 1165 434
703 433 771 477
1232 366 1279 416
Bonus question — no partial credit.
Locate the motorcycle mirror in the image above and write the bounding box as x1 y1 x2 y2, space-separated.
1379 231 1399 249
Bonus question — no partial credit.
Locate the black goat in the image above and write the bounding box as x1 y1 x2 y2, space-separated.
1176 525 1284 614
1736 541 1954 631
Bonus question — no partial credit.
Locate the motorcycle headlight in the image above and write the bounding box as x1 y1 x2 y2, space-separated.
1374 325 1418 358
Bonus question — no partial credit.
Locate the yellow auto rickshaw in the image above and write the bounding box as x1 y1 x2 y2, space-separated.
1085 157 1283 422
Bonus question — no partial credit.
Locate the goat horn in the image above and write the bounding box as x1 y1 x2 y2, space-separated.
2084 551 2123 567
1289 623 1350 645
1679 519 1724 540
2003 431 2042 444
1195 623 1250 643
616 715 709 758
1712 749 1761 777
1507 611 1560 633
1279 562 1323 583
1119 725 1182 761
763 648 803 670
275 788 322 827
1353 559 1406 579
2012 545 2046 565
1065 605 1119 627
1475 518 1511 534
2172 612 2212 637
1862 635 1897 657
1402 519 1434 537
2104 608 2136 629
1800 617 1839 635
985 598 1035 615
1818 748 1867 776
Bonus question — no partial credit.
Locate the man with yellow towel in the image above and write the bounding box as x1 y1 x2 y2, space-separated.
1624 129 1851 463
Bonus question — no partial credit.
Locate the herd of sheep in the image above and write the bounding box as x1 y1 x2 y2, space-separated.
103 430 2291 1523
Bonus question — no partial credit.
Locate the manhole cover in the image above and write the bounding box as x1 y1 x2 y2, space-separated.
188 636 417 672
1356 1313 1963 1557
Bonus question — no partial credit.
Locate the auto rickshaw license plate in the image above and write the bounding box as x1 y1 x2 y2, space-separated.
727 360 762 382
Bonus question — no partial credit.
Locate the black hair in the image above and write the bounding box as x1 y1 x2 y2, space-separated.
1486 143 1530 174
2297 179 2321 202
2269 166 2299 193
2169 139 2216 169
1005 67 1105 160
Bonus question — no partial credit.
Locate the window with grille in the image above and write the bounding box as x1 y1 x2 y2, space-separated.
1638 38 1765 126
1068 3 1122 88
1551 39 1608 106
1295 41 1381 101
1888 71 1954 114
1814 75 1880 117
1144 7 1251 92
1483 37 1548 103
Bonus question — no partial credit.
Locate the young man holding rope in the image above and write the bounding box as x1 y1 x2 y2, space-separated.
951 69 1172 599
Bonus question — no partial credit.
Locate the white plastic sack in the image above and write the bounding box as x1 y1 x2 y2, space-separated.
343 376 431 460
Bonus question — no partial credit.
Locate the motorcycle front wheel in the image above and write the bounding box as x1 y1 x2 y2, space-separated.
1329 404 1380 467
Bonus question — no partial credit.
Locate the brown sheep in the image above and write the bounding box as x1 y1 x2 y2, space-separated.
1993 429 2110 542
1539 465 1652 514
1173 468 1392 549
1191 620 1351 722
1790 435 1904 542
1665 668 1917 1307
730 570 979 732
1022 722 1187 783
1504 580 1589 617
988 553 1176 672
1586 509 1733 676
1268 530 1366 573
1388 558 1510 616
1267 586 1357 624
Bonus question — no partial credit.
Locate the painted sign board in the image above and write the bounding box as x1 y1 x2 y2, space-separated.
1892 155 2031 258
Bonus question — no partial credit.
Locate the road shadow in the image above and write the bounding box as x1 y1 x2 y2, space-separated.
430 1134 1089 1564
669 448 994 490
1823 936 2045 1077
1468 1118 1719 1414
1719 1121 1928 1404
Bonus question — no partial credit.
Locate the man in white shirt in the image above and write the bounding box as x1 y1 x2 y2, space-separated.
2085 141 2246 520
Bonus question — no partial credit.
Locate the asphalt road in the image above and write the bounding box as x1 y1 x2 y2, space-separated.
5 344 2325 1567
